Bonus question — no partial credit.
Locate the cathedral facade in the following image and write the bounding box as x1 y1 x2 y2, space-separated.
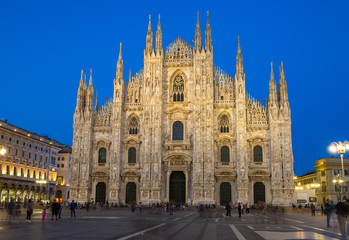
69 13 294 206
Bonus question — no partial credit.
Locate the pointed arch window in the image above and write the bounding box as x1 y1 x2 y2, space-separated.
172 121 184 140
98 148 107 164
27 169 30 178
6 166 9 175
219 115 230 133
13 167 17 176
39 171 41 179
128 147 136 164
33 170 36 179
129 117 139 135
20 168 23 177
173 75 184 102
253 145 263 162
221 146 230 163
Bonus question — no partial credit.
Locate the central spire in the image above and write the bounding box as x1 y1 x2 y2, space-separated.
146 14 154 55
116 42 123 81
236 36 243 75
194 12 202 52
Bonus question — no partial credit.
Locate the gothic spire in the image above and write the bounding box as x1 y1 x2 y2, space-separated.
88 69 93 90
116 42 123 81
194 12 202 52
205 11 212 52
268 62 278 107
94 89 99 113
155 14 162 53
236 36 244 75
278 61 289 105
146 14 154 54
79 69 83 87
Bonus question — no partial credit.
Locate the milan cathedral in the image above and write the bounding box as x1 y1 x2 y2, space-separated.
69 12 294 205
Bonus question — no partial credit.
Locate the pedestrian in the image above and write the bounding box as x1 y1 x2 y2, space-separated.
86 202 90 212
310 203 315 216
225 202 231 217
335 200 348 239
8 199 15 220
51 200 59 220
26 199 34 223
246 203 250 214
58 202 62 219
324 199 331 227
42 207 46 221
70 200 77 218
238 203 242 218
321 204 324 215
169 204 174 216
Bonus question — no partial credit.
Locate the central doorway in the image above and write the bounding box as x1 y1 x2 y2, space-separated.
254 182 265 204
220 182 232 205
170 171 185 204
126 182 137 204
96 182 106 203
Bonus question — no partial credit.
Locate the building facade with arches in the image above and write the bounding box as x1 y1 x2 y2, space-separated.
70 13 294 206
0 120 59 204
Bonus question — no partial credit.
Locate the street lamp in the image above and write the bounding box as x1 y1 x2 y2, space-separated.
330 141 349 200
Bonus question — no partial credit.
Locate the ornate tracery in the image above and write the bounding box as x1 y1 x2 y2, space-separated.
128 117 139 135
173 75 184 102
219 115 230 133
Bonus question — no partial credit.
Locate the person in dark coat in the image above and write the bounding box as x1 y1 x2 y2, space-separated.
51 200 60 220
225 202 232 217
238 203 242 218
335 200 349 238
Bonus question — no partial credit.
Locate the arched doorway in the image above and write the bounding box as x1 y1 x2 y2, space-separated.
254 182 265 204
56 190 62 202
220 182 232 205
95 182 106 203
170 171 185 204
126 182 136 204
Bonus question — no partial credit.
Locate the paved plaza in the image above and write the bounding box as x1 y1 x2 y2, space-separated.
0 207 344 240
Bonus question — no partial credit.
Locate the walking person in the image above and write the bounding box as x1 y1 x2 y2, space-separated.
70 200 77 218
225 202 231 217
51 200 59 220
310 203 315 216
238 203 242 218
321 204 324 215
335 200 348 239
246 203 250 214
26 199 34 223
58 202 62 219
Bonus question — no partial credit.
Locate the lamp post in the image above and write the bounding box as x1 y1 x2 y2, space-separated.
333 174 343 201
330 141 349 201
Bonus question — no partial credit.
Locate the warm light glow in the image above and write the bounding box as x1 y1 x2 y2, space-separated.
27 134 30 137
51 168 55 172
0 147 6 155
330 145 337 153
310 183 320 188
339 180 344 183
36 180 47 184
294 176 297 179
14 129 17 132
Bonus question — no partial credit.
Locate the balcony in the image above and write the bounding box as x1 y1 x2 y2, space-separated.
164 139 191 151
248 161 269 169
215 161 234 169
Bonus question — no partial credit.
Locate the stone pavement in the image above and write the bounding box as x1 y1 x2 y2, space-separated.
0 207 344 240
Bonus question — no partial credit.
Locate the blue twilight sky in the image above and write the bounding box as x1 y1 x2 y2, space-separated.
1 0 348 176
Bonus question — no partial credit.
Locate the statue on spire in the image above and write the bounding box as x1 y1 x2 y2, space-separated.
146 14 154 55
205 11 212 52
156 14 162 54
194 12 202 52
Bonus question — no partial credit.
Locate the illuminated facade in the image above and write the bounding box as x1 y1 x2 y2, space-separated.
0 120 59 203
56 146 72 202
70 13 294 205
